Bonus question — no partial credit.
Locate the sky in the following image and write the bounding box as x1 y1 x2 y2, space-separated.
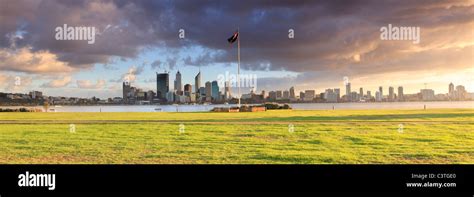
0 0 473 99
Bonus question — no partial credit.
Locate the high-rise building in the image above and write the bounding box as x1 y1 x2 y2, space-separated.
156 72 169 99
334 88 341 101
420 89 435 101
205 81 212 102
388 86 394 101
398 86 404 101
289 87 296 99
276 90 283 99
211 81 219 100
449 82 455 94
366 91 371 99
184 84 192 96
375 91 382 102
174 70 182 95
195 71 201 94
359 87 363 98
283 90 290 99
224 81 231 100
123 81 131 101
346 83 351 101
379 86 383 100
304 90 315 101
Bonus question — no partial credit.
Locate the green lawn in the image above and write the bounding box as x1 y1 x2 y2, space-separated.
0 109 473 164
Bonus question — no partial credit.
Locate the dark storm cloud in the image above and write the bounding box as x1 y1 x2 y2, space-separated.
0 0 472 75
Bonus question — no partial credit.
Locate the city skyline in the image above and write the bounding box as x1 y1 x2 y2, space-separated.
0 0 473 99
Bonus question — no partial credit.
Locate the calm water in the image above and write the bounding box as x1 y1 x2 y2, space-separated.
10 101 473 112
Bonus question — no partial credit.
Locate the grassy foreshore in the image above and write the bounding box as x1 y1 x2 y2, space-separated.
0 109 473 164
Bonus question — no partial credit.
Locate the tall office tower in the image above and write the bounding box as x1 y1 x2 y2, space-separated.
379 86 383 99
289 86 296 99
205 81 212 102
366 91 371 99
283 90 290 99
174 70 182 95
156 72 169 99
398 86 404 101
122 81 131 101
224 81 231 99
184 84 192 96
389 86 394 101
211 80 219 100
449 82 454 99
334 88 341 101
346 83 351 101
359 87 363 98
195 71 201 94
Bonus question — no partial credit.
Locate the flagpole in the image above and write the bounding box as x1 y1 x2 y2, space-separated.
237 28 241 108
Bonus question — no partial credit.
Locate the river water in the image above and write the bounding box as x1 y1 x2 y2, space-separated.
11 101 472 112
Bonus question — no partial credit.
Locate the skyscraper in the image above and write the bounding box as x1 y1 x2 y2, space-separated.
289 87 296 99
205 81 212 102
449 82 454 99
398 86 404 101
388 86 394 101
184 84 192 96
345 83 351 101
359 87 363 98
379 86 383 100
224 81 231 100
211 80 219 100
156 72 169 99
174 70 182 95
195 71 201 94
122 81 131 102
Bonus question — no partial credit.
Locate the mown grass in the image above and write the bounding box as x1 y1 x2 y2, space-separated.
0 109 473 164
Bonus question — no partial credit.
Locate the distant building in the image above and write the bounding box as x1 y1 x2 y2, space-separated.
375 91 382 102
29 91 42 99
195 71 201 94
184 84 192 96
379 86 383 100
334 88 341 102
359 87 363 98
205 81 212 102
289 87 296 99
156 72 169 99
345 83 351 101
174 70 182 95
211 81 219 101
388 86 395 101
283 90 290 99
398 86 404 101
276 90 283 99
449 82 455 99
224 81 231 100
304 90 315 101
420 89 435 101
324 89 338 102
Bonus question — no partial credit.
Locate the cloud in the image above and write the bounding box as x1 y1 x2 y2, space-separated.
0 47 75 74
1 0 473 96
0 74 33 93
76 79 106 89
41 76 72 88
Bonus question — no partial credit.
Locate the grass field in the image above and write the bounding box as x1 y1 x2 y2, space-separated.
0 109 473 164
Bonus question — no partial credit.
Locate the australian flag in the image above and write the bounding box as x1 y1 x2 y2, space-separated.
227 31 239 44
